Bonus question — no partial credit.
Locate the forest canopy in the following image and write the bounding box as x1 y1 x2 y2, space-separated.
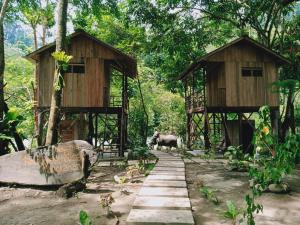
0 0 300 150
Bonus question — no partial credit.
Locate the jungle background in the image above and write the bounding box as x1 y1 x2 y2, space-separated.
2 0 300 150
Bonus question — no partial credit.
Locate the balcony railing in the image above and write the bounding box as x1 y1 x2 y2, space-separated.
110 95 122 107
186 93 205 110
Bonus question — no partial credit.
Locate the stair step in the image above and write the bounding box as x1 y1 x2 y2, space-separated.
127 209 194 225
133 196 191 210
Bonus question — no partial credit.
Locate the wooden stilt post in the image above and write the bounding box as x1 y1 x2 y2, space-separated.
95 113 98 148
221 112 231 147
187 112 192 150
204 109 210 150
87 112 93 145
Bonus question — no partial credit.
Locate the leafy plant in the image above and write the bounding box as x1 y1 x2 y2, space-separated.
133 146 151 167
113 175 127 184
126 165 140 178
224 146 251 171
243 106 300 225
199 187 219 205
224 201 240 225
100 193 115 216
51 51 72 70
244 195 263 225
79 210 91 225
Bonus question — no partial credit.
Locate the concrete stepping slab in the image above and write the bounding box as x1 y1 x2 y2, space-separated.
139 187 188 197
150 171 185 176
154 167 185 172
133 196 191 209
127 151 194 225
156 163 184 166
146 174 185 181
126 209 194 225
143 180 187 188
158 159 182 162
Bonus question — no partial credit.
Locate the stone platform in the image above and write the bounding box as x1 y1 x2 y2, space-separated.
126 151 195 225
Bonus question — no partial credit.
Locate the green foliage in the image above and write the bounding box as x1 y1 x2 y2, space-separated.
5 53 35 144
79 210 91 225
128 64 186 145
0 109 24 143
244 106 300 225
199 187 219 205
224 201 240 225
225 146 245 161
225 146 251 171
244 195 263 225
133 146 151 167
51 51 73 70
99 193 115 216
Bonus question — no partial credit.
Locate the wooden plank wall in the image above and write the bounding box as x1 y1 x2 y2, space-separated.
37 35 123 108
205 42 279 107
206 63 226 106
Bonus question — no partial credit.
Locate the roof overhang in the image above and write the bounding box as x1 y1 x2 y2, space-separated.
178 36 290 81
24 30 137 78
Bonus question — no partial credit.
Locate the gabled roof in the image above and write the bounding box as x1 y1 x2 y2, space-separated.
25 30 137 78
178 36 290 80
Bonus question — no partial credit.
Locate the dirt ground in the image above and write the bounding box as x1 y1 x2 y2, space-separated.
1 157 300 225
185 158 300 225
0 161 145 225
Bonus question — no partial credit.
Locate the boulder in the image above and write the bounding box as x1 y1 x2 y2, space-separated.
268 183 290 193
0 140 98 186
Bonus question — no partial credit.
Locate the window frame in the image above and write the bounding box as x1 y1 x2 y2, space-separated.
66 63 85 74
241 67 263 77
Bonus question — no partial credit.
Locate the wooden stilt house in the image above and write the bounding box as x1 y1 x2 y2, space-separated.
25 30 137 156
178 36 289 152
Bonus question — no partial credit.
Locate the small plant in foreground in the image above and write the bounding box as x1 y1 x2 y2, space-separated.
100 193 115 217
199 187 219 205
133 146 151 166
126 165 140 178
224 201 240 225
79 210 91 225
224 145 251 171
113 175 127 184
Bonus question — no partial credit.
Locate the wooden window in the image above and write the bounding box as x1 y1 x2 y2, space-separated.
66 64 85 74
241 67 263 77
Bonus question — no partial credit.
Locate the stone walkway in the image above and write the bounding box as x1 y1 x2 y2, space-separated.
126 151 195 225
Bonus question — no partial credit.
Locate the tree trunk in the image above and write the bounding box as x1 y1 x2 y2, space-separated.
45 0 68 146
0 0 9 154
33 26 38 50
41 25 46 46
279 90 293 142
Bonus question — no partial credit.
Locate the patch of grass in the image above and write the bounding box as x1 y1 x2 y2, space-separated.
223 200 241 225
199 187 219 205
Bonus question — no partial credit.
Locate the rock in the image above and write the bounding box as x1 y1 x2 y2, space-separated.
0 140 97 186
268 183 290 193
56 180 86 198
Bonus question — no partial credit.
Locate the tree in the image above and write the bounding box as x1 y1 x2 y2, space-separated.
18 0 41 50
40 0 55 46
126 0 300 139
18 0 55 50
45 0 68 145
0 0 10 154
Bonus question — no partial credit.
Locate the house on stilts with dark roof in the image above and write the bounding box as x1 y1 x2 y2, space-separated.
25 30 137 157
178 36 289 152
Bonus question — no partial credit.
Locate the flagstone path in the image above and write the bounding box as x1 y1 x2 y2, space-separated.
126 151 195 225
